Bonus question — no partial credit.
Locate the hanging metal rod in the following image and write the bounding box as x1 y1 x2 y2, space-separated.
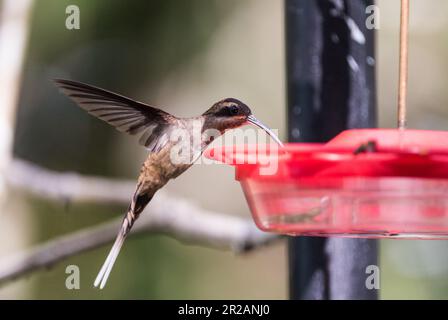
398 0 409 129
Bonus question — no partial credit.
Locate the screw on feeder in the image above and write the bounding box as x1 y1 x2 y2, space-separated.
398 0 409 130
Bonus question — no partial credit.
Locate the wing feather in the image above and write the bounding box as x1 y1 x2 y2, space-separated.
54 79 176 152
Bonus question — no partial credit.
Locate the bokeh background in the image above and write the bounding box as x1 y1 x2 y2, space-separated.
1 0 448 299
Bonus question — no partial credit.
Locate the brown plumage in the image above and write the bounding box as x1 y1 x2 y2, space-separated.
54 79 283 289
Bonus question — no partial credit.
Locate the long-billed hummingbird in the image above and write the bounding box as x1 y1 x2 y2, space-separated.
54 79 283 289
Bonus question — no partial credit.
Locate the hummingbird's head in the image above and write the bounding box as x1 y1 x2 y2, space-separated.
202 98 283 146
203 98 251 131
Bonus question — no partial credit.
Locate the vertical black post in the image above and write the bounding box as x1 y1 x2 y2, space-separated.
286 0 378 299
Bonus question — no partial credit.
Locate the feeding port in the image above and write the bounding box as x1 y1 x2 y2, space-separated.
205 129 448 239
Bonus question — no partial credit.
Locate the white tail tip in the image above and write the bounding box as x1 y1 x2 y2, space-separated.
94 233 125 289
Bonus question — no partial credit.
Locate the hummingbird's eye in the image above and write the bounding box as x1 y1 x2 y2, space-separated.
228 105 239 115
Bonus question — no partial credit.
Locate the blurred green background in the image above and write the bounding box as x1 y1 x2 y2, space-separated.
1 0 448 299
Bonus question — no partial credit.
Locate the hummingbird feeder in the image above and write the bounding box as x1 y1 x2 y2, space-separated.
206 0 448 239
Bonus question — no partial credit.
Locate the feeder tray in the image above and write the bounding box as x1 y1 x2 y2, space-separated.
205 129 448 239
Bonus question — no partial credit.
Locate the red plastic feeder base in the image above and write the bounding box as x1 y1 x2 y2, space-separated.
205 129 448 239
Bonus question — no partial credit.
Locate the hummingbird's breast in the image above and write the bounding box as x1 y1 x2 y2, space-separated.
139 142 192 190
137 117 217 196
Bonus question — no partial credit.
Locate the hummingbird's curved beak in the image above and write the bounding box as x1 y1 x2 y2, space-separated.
247 115 284 147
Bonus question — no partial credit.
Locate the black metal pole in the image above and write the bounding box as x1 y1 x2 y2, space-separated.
286 0 378 299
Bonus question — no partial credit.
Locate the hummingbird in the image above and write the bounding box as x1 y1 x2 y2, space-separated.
54 79 283 289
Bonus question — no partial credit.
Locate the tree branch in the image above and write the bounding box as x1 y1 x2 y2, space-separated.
6 159 136 204
0 159 280 286
0 0 34 194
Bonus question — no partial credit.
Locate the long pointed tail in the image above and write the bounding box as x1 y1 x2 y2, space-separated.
94 211 132 289
94 191 152 289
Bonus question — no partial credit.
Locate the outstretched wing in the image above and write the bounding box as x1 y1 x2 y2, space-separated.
54 79 177 152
